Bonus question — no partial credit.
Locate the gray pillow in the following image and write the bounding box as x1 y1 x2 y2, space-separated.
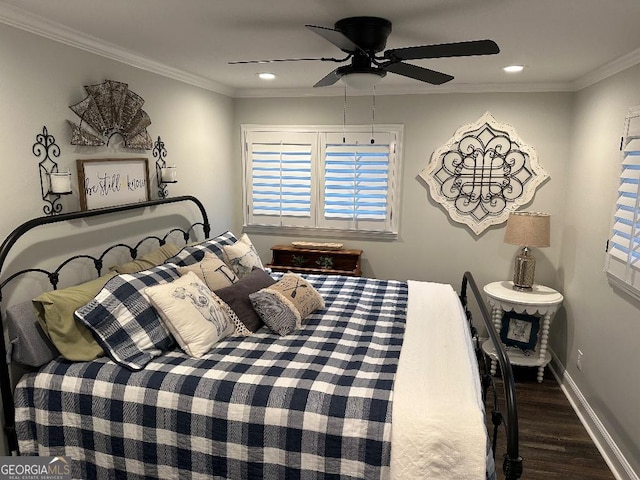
214 268 275 332
7 301 59 367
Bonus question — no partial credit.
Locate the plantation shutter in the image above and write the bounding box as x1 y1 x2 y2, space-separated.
244 130 316 228
606 106 640 298
242 125 402 236
320 131 397 232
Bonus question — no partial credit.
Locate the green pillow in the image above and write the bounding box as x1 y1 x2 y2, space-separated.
33 272 118 361
110 243 181 274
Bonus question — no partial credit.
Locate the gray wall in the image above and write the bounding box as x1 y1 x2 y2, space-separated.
0 22 236 244
560 62 640 476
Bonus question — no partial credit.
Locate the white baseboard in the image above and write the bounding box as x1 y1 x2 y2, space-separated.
548 354 639 480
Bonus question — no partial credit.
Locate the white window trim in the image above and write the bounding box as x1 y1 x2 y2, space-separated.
241 124 403 240
605 105 640 302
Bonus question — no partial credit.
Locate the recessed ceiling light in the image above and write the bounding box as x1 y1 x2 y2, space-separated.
258 72 276 80
503 65 524 73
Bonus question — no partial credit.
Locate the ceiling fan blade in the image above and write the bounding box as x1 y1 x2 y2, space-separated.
385 39 499 61
314 68 343 87
306 24 365 54
382 62 454 85
229 56 341 65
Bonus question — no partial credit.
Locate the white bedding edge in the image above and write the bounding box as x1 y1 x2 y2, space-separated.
390 280 486 480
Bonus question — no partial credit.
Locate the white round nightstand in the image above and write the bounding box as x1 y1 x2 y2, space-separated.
482 281 563 383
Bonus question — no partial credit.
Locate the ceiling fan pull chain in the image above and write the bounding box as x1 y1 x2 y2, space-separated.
343 84 348 143
371 85 376 144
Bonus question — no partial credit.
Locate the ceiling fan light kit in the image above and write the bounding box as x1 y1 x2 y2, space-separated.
341 72 384 89
230 16 500 89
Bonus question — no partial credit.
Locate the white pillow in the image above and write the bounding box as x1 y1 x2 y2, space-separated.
177 251 238 290
145 271 238 357
222 233 264 279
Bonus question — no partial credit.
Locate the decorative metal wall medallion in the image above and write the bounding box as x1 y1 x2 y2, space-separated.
67 80 152 149
419 112 549 235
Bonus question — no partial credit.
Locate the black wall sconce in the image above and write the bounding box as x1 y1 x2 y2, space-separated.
33 126 72 215
153 136 177 199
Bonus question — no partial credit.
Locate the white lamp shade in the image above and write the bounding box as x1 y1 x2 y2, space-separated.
504 212 550 247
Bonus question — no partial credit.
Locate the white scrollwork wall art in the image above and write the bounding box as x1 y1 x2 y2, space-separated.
419 112 549 235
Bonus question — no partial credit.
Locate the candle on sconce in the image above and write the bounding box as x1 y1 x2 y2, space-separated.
49 170 72 194
161 166 177 183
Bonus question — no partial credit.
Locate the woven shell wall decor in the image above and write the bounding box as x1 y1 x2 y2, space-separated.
67 80 152 149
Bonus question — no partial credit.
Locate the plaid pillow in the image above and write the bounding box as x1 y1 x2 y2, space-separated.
165 231 238 267
75 264 181 370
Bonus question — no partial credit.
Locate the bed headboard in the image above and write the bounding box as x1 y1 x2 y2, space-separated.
0 195 211 453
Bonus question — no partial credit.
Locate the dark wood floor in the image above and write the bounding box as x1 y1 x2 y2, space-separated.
486 365 616 480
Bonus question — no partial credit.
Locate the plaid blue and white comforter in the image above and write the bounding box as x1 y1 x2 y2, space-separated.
15 275 408 480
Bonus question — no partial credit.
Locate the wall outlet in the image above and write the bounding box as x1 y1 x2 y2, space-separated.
577 349 584 371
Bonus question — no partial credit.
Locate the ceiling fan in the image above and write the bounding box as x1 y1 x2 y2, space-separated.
229 16 500 88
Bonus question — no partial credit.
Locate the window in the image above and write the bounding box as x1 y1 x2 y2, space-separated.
242 125 402 238
606 105 640 300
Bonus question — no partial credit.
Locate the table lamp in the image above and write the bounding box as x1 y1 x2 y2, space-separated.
504 212 550 291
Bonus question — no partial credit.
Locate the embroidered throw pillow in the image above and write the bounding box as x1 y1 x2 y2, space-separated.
249 273 324 336
222 233 264 279
145 272 244 358
177 252 238 290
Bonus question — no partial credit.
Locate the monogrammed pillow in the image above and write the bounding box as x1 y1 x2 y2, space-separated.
177 252 238 290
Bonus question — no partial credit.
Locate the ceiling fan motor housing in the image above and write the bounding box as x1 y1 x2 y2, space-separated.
334 16 392 54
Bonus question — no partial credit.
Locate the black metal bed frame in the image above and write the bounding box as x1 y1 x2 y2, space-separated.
0 195 210 454
461 271 523 480
0 197 521 479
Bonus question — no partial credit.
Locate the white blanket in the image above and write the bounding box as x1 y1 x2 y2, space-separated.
391 281 486 480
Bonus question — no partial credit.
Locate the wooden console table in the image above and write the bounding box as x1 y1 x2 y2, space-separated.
267 245 362 276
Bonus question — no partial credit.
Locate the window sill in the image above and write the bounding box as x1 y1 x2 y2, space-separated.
606 272 640 304
243 224 398 241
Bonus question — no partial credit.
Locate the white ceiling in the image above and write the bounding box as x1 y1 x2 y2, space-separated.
2 0 640 97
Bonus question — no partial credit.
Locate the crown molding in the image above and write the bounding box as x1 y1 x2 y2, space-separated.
0 3 235 97
233 81 574 98
573 45 640 91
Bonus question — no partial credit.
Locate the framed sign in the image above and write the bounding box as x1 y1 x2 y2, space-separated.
77 158 150 210
500 311 540 353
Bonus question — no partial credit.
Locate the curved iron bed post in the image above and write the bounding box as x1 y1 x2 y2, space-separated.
0 195 210 454
461 271 523 480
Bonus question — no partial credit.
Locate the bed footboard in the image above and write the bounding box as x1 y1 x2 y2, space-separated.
460 271 523 480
